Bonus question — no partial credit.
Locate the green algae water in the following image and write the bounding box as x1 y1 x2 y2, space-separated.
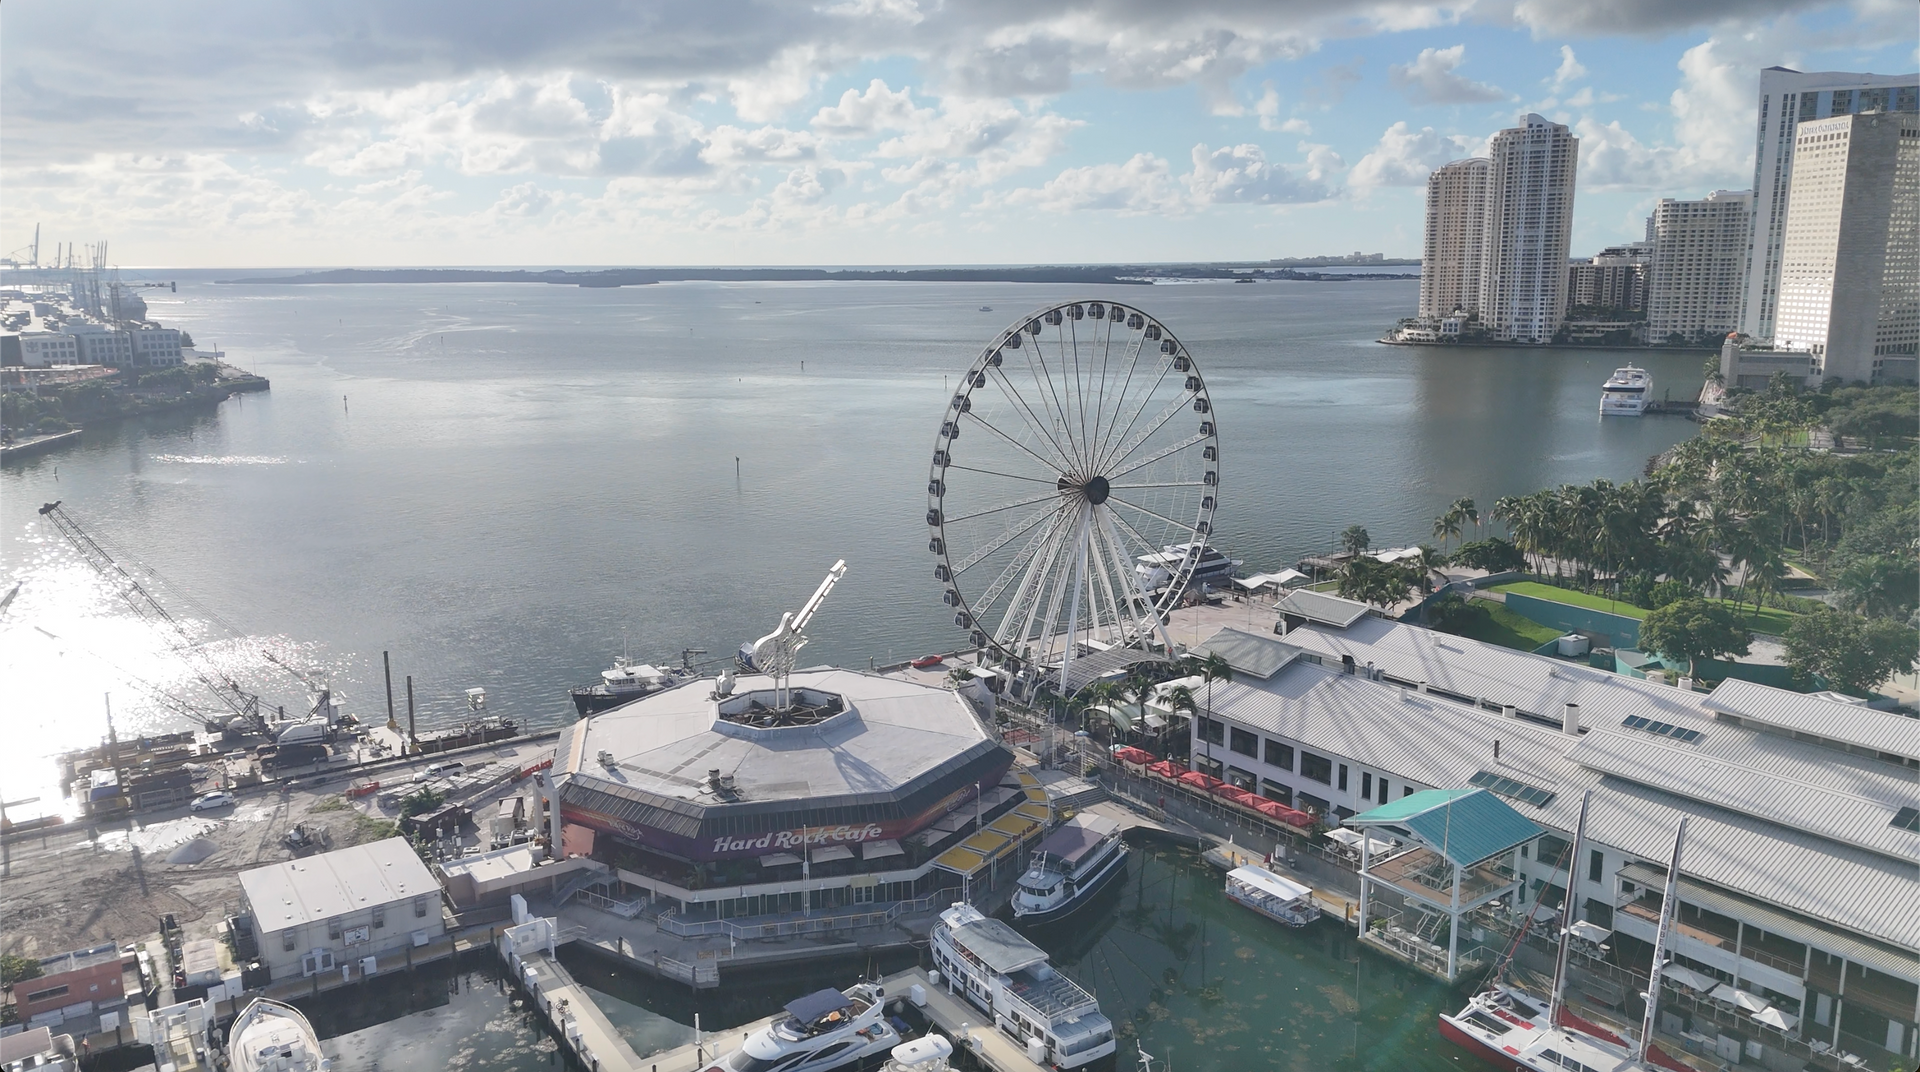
1036 843 1471 1072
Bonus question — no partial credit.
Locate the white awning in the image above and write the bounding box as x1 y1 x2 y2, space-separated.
1708 984 1771 1013
759 853 803 867
1662 965 1716 992
1325 828 1397 855
861 839 905 860
1753 1007 1798 1032
1227 865 1313 902
810 844 856 863
1567 921 1612 945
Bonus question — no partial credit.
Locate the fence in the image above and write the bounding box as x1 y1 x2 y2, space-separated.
1502 592 1642 649
656 894 942 942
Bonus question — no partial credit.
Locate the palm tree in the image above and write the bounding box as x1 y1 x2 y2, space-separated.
1189 652 1233 773
1340 524 1370 557
1431 506 1463 551
1163 684 1198 756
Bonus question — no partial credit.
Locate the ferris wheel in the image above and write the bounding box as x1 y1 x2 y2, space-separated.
926 299 1220 690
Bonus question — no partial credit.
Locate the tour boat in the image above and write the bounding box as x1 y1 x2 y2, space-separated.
1011 814 1128 926
1134 542 1241 596
1224 864 1322 928
1439 794 1693 1072
929 903 1117 1069
227 998 329 1072
569 660 691 716
1599 366 1652 416
705 983 900 1072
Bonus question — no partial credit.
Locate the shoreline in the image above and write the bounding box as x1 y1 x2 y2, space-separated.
1376 336 1717 354
1 363 268 463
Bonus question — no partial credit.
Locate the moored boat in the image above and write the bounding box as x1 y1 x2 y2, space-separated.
227 998 329 1072
569 661 691 716
1011 814 1128 925
929 903 1116 1069
1223 864 1321 927
1599 365 1651 416
705 983 900 1072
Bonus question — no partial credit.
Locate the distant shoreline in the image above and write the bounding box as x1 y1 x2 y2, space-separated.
215 266 1418 287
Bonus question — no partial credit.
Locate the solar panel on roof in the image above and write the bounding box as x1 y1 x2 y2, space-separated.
1468 770 1556 808
1622 714 1703 743
1894 807 1920 833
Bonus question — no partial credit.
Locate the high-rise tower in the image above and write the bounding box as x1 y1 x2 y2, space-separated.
1479 115 1579 343
1419 158 1490 320
1647 190 1753 344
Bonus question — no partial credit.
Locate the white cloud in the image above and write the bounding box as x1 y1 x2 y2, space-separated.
491 181 554 217
1551 45 1587 88
1666 36 1756 186
1389 45 1508 105
1348 121 1466 189
1252 83 1313 134
811 80 927 137
1006 153 1184 214
1185 142 1330 204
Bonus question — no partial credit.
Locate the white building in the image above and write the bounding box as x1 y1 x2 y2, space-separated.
1773 111 1920 384
1740 68 1920 339
59 321 132 366
17 332 80 368
1180 617 1920 1061
237 837 445 982
1647 190 1753 343
1419 158 1489 320
130 327 183 368
1479 115 1579 343
1567 241 1650 315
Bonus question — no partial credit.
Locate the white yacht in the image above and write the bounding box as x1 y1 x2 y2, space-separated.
1135 542 1241 596
1599 365 1652 416
1011 814 1128 926
226 998 329 1072
569 660 690 716
712 983 900 1072
929 903 1116 1069
1224 865 1321 928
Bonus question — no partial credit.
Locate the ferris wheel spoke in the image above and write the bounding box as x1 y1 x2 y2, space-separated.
1107 494 1192 532
1092 330 1151 466
1023 332 1086 472
987 366 1077 472
1101 508 1172 650
1095 509 1154 643
1111 481 1207 491
1107 432 1209 481
1095 359 1183 473
963 410 1072 476
951 502 1057 576
974 508 1070 617
1008 514 1073 651
942 488 1062 527
1101 395 1195 475
945 462 1062 486
1065 322 1092 463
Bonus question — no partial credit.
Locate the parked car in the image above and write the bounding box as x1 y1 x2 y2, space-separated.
416 761 465 782
910 654 945 669
190 791 236 812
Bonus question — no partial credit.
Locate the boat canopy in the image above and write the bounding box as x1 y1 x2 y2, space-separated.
1034 814 1118 864
950 916 1049 974
1227 865 1313 902
784 988 856 1025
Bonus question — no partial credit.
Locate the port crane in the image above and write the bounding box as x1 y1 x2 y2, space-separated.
35 500 314 729
744 559 847 709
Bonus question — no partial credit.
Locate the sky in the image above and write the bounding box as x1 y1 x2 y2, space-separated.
3 0 1916 267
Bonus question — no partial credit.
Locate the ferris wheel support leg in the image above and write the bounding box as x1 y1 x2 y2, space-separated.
1061 508 1092 700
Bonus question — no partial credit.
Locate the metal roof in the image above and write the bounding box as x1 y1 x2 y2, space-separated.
1199 649 1920 953
1227 865 1314 902
950 916 1049 974
1704 678 1920 763
1057 645 1172 694
239 837 438 934
1190 627 1303 680
1347 788 1544 868
1568 731 1920 863
1034 813 1118 863
1274 589 1371 627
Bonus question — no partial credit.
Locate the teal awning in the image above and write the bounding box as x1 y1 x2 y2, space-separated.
1346 788 1542 869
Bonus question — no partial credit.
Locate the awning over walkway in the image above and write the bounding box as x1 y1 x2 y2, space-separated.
1346 788 1541 868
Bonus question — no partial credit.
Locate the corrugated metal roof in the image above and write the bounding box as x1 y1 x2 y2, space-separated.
1569 731 1920 863
1348 788 1543 867
1618 862 1920 984
1201 656 1920 952
1274 589 1371 627
1191 627 1302 679
1704 678 1920 762
239 837 437 934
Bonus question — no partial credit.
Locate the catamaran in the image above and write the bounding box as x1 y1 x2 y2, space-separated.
1439 793 1694 1072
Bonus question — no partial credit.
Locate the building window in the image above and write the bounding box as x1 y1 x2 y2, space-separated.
24 984 70 1004
1584 899 1614 929
415 896 429 919
1298 792 1331 815
1361 772 1372 799
283 931 297 953
1226 767 1256 791
328 917 342 940
1196 717 1224 745
1300 752 1333 784
1537 835 1571 868
1264 739 1293 770
1589 849 1605 884
1378 778 1390 803
372 906 386 929
1403 785 1415 797
1337 764 1348 791
1261 780 1293 806
1229 728 1257 757
1195 755 1224 779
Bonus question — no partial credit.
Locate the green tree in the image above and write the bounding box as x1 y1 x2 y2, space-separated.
1 953 44 989
1339 524 1370 557
1640 598 1752 675
1454 537 1525 573
1834 555 1920 622
1784 607 1920 697
398 787 445 817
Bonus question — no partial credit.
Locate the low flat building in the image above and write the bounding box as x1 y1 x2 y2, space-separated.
15 944 124 1025
1190 619 1920 1062
237 837 445 981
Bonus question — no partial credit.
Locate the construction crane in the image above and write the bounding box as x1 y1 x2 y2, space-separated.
740 559 847 709
37 500 276 728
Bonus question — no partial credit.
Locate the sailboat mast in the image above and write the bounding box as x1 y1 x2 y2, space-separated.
1634 817 1689 1065
1547 791 1592 1029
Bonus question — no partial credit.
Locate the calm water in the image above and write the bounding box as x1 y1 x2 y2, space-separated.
300 846 1474 1071
0 277 1704 814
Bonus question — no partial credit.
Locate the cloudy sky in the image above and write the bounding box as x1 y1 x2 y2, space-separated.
4 0 1914 267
